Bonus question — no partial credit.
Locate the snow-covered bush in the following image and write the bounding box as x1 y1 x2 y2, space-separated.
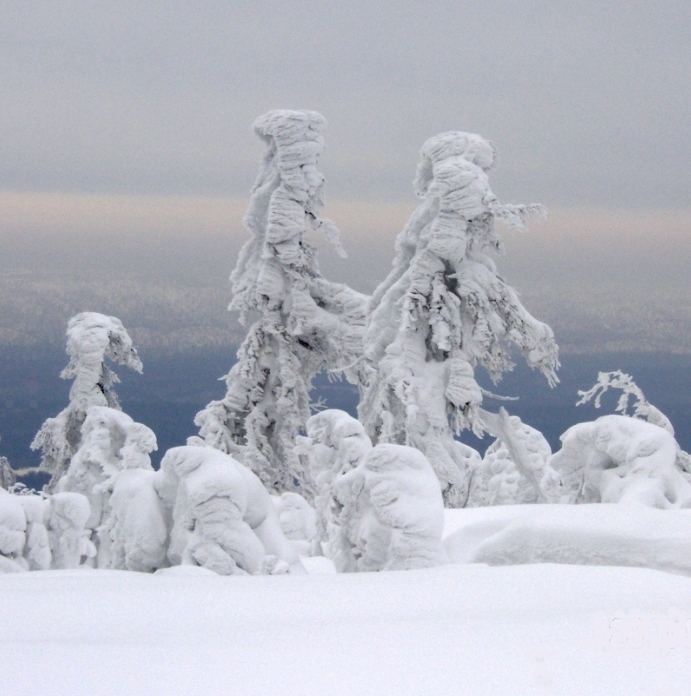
31 313 143 491
195 110 368 496
19 495 51 571
161 445 307 575
274 492 317 542
0 487 28 572
1 487 96 572
105 468 169 572
360 131 558 506
577 370 691 474
331 443 448 572
46 492 95 569
467 409 553 506
296 409 372 557
548 415 691 508
57 406 158 567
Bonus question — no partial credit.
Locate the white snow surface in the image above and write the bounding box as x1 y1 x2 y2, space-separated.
444 504 691 576
2 561 691 695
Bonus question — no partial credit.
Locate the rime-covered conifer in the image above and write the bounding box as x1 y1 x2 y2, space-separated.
360 132 559 506
195 110 368 495
31 312 142 490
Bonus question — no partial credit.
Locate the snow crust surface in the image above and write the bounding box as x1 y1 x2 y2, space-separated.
2 562 691 695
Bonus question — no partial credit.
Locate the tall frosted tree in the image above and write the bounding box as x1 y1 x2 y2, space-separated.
31 312 142 491
196 110 368 495
360 131 559 507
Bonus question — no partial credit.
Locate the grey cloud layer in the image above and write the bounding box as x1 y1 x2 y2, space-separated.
1 1 689 206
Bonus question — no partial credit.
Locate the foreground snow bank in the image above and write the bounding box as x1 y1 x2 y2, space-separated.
444 504 691 576
2 563 690 696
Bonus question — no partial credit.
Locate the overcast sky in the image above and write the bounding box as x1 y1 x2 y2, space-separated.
1 0 689 206
1 1 690 353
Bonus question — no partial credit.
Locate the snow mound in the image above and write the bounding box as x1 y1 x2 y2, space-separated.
548 414 691 507
444 503 691 576
163 446 306 575
333 443 448 571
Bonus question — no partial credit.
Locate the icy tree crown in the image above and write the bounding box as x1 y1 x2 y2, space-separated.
31 312 142 488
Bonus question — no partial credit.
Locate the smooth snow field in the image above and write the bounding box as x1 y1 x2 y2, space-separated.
2 562 691 694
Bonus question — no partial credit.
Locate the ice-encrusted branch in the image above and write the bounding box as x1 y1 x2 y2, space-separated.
196 110 368 495
577 370 674 434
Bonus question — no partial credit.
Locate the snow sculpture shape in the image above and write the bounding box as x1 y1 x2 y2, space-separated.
58 406 158 568
162 446 307 575
332 443 448 572
360 131 558 507
296 409 372 557
548 415 691 508
31 313 142 491
467 410 553 506
46 492 95 569
195 110 369 495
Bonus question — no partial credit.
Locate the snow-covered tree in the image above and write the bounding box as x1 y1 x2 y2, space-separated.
31 312 143 491
360 131 559 506
0 456 14 491
195 110 368 495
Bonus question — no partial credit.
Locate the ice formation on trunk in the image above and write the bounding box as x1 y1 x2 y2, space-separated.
31 313 142 491
57 406 158 567
360 132 558 507
195 110 368 495
548 415 691 508
467 409 553 506
161 446 306 575
332 443 448 572
296 409 372 557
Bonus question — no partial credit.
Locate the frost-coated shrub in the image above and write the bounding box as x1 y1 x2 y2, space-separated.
296 409 372 557
332 443 448 572
360 132 558 506
161 446 307 575
58 406 158 567
548 415 691 508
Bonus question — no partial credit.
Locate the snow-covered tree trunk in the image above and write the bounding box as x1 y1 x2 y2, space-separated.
360 132 559 506
31 312 142 491
195 110 368 496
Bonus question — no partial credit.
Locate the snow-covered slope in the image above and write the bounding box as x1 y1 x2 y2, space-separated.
2 563 690 695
